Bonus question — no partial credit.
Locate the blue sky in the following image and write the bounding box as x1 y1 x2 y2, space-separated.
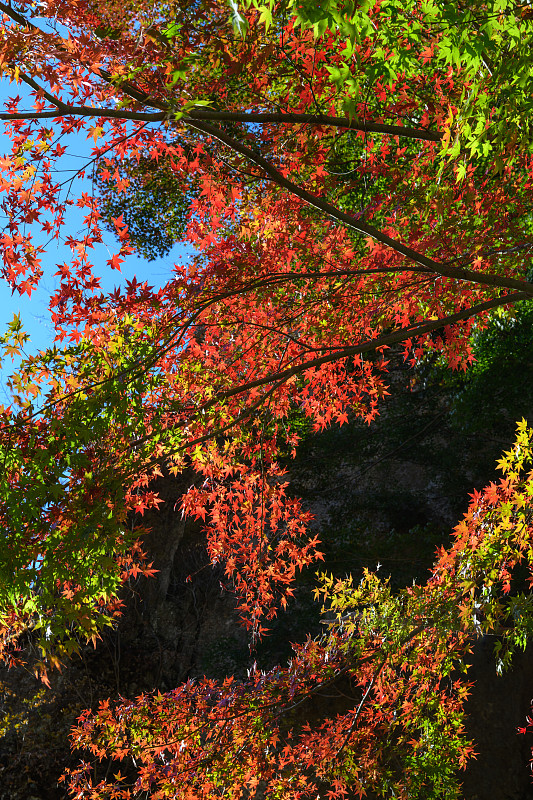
0 83 193 402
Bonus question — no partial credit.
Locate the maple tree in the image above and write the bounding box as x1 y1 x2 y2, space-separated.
0 0 532 796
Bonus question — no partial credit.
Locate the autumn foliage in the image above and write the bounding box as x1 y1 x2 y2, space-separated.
0 0 532 796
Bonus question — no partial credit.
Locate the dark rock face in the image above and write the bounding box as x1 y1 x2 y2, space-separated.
135 468 194 610
461 638 533 800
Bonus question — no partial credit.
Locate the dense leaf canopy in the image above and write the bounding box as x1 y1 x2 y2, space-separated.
0 0 533 797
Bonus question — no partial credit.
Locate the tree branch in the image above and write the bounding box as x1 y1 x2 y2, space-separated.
187 118 533 297
0 90 440 141
214 291 530 401
128 290 528 469
183 110 441 141
0 107 167 122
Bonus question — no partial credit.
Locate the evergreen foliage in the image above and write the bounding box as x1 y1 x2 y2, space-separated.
95 157 195 260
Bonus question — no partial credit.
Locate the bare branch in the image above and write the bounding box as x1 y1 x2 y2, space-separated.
183 110 441 141
0 107 166 122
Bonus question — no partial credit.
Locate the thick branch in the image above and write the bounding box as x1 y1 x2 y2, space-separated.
0 103 441 140
184 110 441 141
0 108 167 122
187 118 533 297
215 292 529 401
132 291 528 466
